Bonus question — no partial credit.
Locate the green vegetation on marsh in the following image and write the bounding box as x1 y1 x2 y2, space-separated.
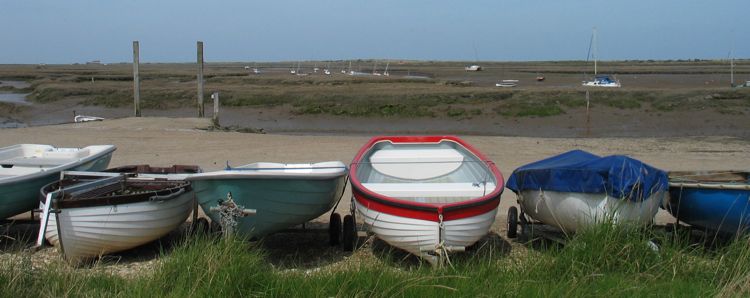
2 61 750 119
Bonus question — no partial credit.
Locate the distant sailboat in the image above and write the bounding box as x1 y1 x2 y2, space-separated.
372 61 381 76
582 27 621 88
383 61 390 76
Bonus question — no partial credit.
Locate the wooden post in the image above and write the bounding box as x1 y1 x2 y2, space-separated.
585 90 591 137
133 41 141 117
212 92 220 127
197 41 205 117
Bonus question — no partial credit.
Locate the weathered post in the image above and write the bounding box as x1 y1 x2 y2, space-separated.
197 41 205 117
133 41 141 117
212 92 220 127
585 90 591 137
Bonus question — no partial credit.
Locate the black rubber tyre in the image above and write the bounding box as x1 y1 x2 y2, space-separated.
507 206 519 238
191 217 210 235
329 213 342 246
209 219 222 234
342 214 356 251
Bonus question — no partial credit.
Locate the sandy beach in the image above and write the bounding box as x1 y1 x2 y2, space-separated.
2 117 749 231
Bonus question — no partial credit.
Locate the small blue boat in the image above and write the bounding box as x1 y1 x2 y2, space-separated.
665 171 750 235
187 161 348 238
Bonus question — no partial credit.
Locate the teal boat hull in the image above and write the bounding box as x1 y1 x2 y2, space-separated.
194 176 346 238
0 152 113 219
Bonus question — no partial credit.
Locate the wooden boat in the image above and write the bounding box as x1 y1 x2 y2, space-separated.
43 164 202 248
39 171 194 263
0 144 115 219
665 171 750 236
349 136 503 264
187 161 348 238
506 150 667 236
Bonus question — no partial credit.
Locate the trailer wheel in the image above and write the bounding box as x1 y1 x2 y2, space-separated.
507 206 519 238
329 213 342 246
209 219 222 234
342 215 356 251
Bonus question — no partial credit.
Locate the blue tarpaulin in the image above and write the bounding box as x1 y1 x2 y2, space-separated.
506 150 668 201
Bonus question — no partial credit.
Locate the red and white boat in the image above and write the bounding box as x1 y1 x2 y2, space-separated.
349 136 504 264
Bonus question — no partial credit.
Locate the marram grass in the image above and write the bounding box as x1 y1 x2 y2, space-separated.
2 225 750 297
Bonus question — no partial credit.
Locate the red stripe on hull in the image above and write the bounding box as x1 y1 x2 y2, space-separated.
353 188 500 222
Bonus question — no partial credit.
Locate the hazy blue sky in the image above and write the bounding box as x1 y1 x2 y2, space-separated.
1 0 747 63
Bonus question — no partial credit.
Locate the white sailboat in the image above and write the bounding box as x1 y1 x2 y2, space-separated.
372 61 381 76
582 27 621 88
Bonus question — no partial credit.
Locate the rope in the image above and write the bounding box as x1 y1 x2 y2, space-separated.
435 213 454 269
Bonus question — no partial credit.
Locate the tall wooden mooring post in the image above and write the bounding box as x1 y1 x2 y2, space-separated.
132 41 141 117
197 41 205 117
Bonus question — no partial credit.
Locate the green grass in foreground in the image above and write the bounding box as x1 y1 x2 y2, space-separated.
3 224 750 297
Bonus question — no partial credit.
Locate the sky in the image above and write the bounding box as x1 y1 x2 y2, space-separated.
1 0 748 64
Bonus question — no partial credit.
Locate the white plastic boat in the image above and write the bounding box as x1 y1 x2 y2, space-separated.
0 144 115 219
515 189 663 234
350 136 504 264
73 115 105 123
582 75 621 88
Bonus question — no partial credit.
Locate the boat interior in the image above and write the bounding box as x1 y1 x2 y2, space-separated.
0 145 93 177
356 140 497 204
669 171 750 184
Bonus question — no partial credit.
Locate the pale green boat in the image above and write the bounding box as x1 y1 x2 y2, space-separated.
0 144 116 219
187 161 347 238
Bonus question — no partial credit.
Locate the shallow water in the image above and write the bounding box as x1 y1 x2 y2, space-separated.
0 117 26 128
0 80 31 89
0 93 30 105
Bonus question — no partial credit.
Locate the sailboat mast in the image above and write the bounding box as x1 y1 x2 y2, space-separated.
731 50 735 87
593 27 598 76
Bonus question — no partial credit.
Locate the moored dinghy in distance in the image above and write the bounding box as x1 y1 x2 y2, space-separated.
39 170 195 264
73 115 105 123
0 144 115 220
187 161 348 239
665 171 750 236
349 136 504 265
506 150 668 236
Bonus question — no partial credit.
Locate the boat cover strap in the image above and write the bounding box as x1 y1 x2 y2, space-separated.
506 150 667 201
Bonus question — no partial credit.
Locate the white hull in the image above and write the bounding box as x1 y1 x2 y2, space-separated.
495 83 517 88
46 192 193 263
517 190 663 233
355 200 497 262
74 115 104 123
582 81 621 88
